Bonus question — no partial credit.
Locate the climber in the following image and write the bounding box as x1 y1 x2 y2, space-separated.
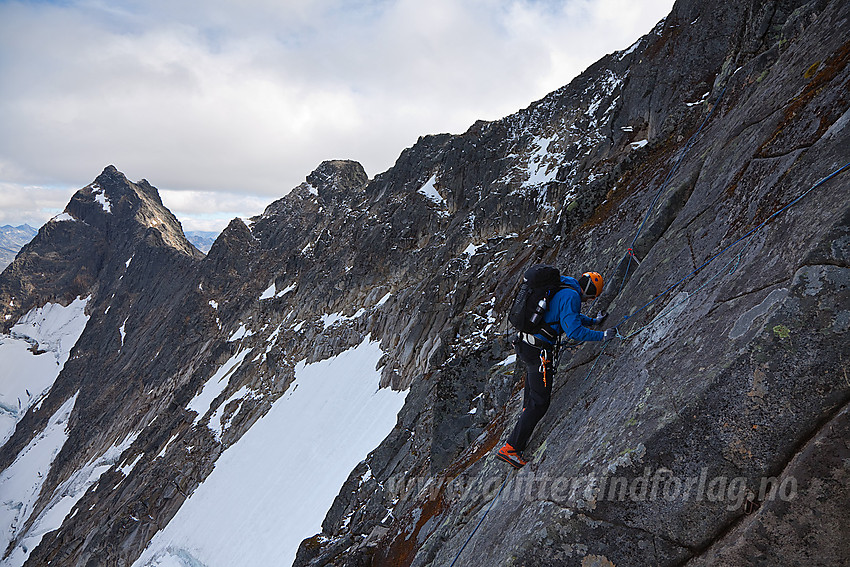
497 271 618 469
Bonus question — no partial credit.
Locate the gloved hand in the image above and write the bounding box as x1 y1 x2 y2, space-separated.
593 311 608 325
603 328 619 342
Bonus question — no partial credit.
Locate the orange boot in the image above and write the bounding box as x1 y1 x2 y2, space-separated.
496 442 528 469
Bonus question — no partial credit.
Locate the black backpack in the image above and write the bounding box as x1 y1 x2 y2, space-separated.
508 264 563 334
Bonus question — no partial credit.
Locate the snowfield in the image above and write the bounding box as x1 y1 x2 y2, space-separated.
133 336 408 567
0 394 79 567
0 297 89 448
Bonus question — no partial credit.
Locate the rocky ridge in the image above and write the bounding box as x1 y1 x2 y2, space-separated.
0 0 847 565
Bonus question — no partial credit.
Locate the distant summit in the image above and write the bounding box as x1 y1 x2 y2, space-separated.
0 224 37 271
0 166 203 333
184 231 220 254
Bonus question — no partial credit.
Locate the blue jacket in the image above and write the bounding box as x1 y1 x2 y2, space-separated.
536 276 604 344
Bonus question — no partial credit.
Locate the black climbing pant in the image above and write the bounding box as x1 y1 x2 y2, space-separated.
507 339 553 452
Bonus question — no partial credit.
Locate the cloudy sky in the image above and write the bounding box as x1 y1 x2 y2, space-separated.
0 0 674 232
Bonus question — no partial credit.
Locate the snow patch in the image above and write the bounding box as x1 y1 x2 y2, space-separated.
157 434 180 460
262 281 296 300
685 91 711 107
119 453 144 477
264 324 283 355
463 243 483 257
227 324 253 342
134 338 408 567
617 38 641 60
92 186 112 213
522 134 559 188
259 283 277 300
187 349 251 427
276 282 296 297
51 212 75 222
322 308 366 327
418 174 445 205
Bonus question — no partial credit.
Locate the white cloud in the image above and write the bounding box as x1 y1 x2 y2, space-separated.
158 190 271 232
0 0 674 232
0 182 73 227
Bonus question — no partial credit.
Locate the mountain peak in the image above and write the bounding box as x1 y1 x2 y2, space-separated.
62 166 199 258
0 167 201 331
306 159 368 202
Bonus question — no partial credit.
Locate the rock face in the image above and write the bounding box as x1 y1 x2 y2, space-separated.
0 0 848 565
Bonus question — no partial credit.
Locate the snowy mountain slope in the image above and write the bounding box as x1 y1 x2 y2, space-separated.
0 0 848 566
133 338 407 567
0 298 89 448
0 394 78 567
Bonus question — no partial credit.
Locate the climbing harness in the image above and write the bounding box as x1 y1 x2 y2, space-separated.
539 349 551 387
463 77 848 563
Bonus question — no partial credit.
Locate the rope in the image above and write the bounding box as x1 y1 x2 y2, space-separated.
471 164 845 567
617 160 849 331
570 159 849 385
607 84 728 300
449 473 511 567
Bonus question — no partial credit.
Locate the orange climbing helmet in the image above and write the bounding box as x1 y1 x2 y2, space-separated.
579 272 604 298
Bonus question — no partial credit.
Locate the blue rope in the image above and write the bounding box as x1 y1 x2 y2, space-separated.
449 473 511 567
629 84 728 250
617 161 850 330
578 161 849 407
607 85 728 299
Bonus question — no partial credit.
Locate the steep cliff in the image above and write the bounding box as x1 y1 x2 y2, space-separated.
0 0 847 565
294 0 850 565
